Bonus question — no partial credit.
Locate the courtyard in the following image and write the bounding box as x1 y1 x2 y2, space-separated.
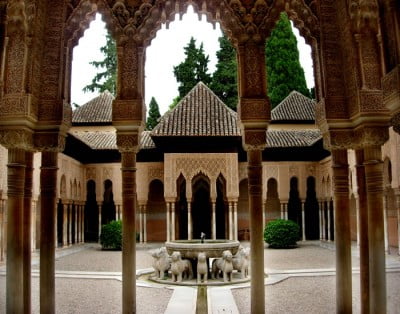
1 241 399 313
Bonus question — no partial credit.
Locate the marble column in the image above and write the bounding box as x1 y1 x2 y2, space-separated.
327 200 331 241
280 202 285 219
396 191 400 256
74 203 78 244
318 200 323 240
81 204 85 243
40 151 59 314
98 202 102 240
355 196 360 247
331 149 352 313
0 196 5 262
383 192 389 253
139 205 143 243
284 202 288 220
23 151 33 313
262 202 266 227
247 150 265 314
188 201 192 240
211 201 216 240
121 151 137 313
322 201 326 240
166 202 170 242
229 202 233 240
301 201 306 241
234 202 238 241
364 145 386 313
6 148 26 313
355 149 369 314
143 205 147 243
171 202 175 241
67 202 71 245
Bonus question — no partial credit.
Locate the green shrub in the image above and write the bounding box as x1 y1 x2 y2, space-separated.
264 219 300 248
100 220 122 250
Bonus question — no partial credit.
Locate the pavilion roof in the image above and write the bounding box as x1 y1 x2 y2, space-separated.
271 91 315 122
72 90 114 124
151 82 241 137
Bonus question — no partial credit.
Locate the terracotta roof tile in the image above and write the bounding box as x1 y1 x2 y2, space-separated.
266 129 322 147
151 82 241 137
70 131 117 150
72 91 114 124
140 131 156 149
271 91 315 121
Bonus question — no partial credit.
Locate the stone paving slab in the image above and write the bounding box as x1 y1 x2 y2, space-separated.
164 287 197 314
208 287 239 314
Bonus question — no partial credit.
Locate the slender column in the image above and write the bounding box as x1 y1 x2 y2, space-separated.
331 149 352 313
262 202 266 226
396 192 400 256
139 205 143 243
98 202 102 240
301 201 306 241
143 205 147 243
327 200 331 241
121 151 137 313
318 200 323 240
40 151 59 314
247 150 265 314
364 145 386 313
211 201 216 240
166 202 170 242
355 197 360 247
234 202 238 241
81 204 85 243
383 193 389 253
23 151 33 314
74 203 78 244
188 201 192 240
355 149 369 314
0 196 4 262
284 202 288 220
6 148 26 314
280 202 285 219
322 201 326 240
171 202 175 241
229 202 233 240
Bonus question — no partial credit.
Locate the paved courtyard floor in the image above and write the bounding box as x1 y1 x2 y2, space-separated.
1 241 400 313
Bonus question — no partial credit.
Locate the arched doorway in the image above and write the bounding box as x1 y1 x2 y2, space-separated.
238 179 249 241
176 174 188 240
192 174 211 240
266 178 280 224
147 179 166 241
216 174 227 239
84 180 98 242
101 179 116 225
288 177 302 234
305 176 319 240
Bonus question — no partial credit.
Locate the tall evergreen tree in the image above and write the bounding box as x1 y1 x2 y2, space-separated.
210 34 238 111
172 37 212 105
146 97 161 130
83 33 117 95
266 13 311 108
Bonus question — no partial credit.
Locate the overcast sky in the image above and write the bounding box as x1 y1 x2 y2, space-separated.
71 6 314 115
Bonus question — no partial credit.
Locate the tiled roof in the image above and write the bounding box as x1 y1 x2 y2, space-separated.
267 129 322 147
69 131 117 150
72 91 114 123
271 91 315 121
151 82 241 137
69 130 156 150
140 131 156 149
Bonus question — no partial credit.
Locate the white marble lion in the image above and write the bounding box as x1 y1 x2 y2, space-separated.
151 247 170 279
170 251 193 282
197 252 208 284
232 246 250 278
211 250 233 282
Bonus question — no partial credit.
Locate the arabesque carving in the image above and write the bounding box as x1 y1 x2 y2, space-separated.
349 0 379 34
0 129 34 150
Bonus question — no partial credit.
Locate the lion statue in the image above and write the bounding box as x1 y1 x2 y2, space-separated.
232 246 250 278
151 247 170 279
211 250 233 282
170 251 193 282
197 252 208 284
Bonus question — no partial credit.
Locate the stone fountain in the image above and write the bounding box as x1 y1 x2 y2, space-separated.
149 235 250 286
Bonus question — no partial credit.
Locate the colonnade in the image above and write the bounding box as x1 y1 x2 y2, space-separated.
59 200 85 247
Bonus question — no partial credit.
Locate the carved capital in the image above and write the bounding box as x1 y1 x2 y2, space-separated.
349 0 380 34
355 126 389 147
34 132 66 152
6 0 27 35
322 129 356 150
239 98 270 122
242 128 267 151
116 132 139 153
0 128 34 150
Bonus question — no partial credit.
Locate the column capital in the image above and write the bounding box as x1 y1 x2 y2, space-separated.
0 128 34 150
116 131 139 153
34 131 66 152
242 129 267 151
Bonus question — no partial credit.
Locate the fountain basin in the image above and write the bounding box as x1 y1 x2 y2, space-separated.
165 239 240 259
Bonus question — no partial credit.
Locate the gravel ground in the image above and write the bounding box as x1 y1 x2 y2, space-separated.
2 242 400 313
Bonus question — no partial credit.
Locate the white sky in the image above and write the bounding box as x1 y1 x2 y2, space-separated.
71 6 314 115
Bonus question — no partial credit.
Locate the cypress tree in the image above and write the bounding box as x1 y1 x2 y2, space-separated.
210 34 238 111
266 12 311 108
172 37 212 105
83 33 117 95
146 97 161 130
